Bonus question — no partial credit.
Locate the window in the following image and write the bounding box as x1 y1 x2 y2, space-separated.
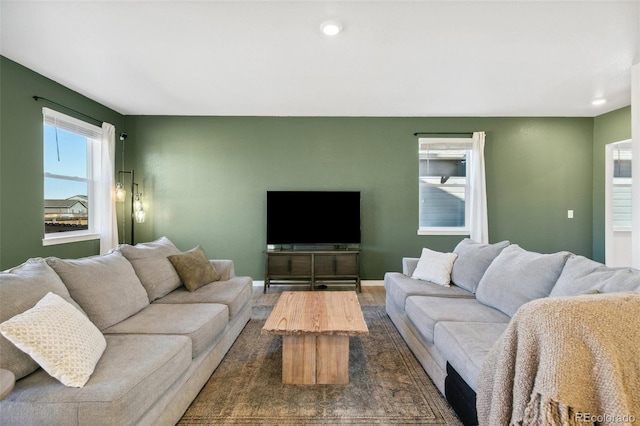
43 108 103 245
417 133 487 240
418 139 471 234
612 141 632 229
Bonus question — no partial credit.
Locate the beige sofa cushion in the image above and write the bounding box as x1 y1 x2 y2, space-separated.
0 258 85 380
451 239 510 293
405 296 509 344
384 272 474 313
1 334 191 426
475 245 570 317
47 252 149 330
118 236 182 301
434 321 508 391
550 255 640 297
103 303 228 358
155 276 252 320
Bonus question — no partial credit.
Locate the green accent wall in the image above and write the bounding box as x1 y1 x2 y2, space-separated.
1 55 631 277
124 115 595 279
0 57 125 269
592 106 632 263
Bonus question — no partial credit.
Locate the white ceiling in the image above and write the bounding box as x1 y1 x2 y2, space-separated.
1 1 639 117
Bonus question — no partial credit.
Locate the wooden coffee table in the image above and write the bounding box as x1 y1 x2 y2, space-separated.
262 291 369 385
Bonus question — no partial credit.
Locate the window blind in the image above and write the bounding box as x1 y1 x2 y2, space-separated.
43 107 103 140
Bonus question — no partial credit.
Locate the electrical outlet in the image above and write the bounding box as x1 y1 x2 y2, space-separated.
567 210 574 219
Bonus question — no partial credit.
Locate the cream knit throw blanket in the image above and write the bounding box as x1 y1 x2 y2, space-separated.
476 292 640 426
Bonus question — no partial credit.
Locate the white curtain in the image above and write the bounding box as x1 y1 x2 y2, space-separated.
99 123 118 254
469 131 488 243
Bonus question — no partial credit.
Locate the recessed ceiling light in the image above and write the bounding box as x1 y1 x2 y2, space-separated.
592 98 607 106
320 21 342 36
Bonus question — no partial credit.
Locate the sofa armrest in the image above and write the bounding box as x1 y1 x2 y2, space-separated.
0 368 15 401
210 259 235 280
402 257 419 276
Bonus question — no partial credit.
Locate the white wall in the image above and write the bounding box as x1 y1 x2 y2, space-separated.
633 63 640 268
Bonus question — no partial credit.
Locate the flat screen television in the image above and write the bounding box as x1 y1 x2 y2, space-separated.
266 191 361 246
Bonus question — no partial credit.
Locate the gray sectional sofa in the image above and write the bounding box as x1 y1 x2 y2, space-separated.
385 239 640 425
0 237 253 426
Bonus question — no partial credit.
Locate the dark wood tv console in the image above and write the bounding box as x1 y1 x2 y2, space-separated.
264 249 361 293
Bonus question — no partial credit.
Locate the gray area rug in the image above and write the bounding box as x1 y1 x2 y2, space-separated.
178 305 462 425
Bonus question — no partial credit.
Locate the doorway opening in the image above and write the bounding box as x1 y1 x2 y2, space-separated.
605 140 632 266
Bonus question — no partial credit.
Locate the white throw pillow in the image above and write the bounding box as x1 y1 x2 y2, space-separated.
412 248 458 287
0 292 106 387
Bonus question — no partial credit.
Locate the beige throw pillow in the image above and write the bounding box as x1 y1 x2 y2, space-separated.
168 246 221 292
0 292 106 388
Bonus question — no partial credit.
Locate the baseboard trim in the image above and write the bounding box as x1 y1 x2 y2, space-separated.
252 280 384 287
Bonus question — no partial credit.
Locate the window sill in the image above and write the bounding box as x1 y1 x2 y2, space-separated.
42 233 100 247
417 229 470 236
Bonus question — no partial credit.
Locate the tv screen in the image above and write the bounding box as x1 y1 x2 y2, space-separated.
267 191 361 246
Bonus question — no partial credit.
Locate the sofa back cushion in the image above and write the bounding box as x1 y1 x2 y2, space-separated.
451 239 510 293
47 251 149 330
550 255 640 297
0 258 85 380
475 245 570 317
118 236 182 301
